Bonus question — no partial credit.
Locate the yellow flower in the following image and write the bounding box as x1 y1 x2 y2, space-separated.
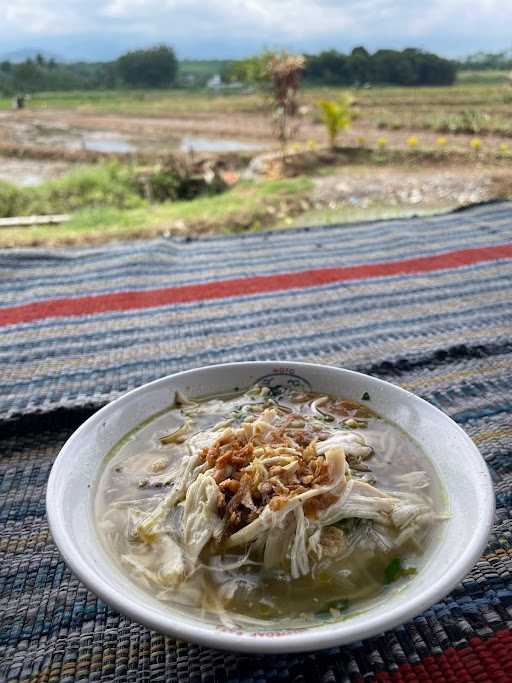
377 137 387 147
436 136 447 146
290 143 302 153
470 138 482 150
306 139 317 150
499 142 509 155
407 136 418 146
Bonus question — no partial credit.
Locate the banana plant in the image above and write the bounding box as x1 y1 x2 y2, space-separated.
318 95 354 149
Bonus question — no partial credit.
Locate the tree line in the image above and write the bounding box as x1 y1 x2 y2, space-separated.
227 47 456 87
302 47 456 86
0 44 457 95
455 51 512 71
0 45 178 94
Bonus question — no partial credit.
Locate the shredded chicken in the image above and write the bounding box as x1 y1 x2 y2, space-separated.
197 409 351 533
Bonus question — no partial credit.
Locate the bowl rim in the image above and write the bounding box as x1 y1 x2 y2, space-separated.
46 361 495 654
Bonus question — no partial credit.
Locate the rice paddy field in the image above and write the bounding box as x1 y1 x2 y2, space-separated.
1 70 512 246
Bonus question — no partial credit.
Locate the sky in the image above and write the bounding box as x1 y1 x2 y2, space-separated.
1 0 512 61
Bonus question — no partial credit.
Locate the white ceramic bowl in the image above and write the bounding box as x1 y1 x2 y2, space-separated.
46 362 495 653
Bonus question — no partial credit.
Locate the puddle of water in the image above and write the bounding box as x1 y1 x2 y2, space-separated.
0 116 267 155
63 132 137 154
15 173 42 187
81 137 136 153
0 118 268 186
179 136 265 153
64 132 262 155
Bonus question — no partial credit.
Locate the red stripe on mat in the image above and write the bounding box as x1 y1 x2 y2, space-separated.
2 243 511 326
372 628 512 683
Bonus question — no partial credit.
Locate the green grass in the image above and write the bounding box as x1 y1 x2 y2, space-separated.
456 70 511 85
281 202 450 230
0 89 265 115
0 177 313 247
0 161 143 217
2 77 511 117
373 107 512 137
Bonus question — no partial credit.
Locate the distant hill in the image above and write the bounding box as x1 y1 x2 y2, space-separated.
0 48 64 63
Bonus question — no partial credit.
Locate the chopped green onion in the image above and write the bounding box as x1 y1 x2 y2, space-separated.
384 557 417 584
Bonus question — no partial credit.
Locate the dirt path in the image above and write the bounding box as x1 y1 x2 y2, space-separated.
311 165 511 210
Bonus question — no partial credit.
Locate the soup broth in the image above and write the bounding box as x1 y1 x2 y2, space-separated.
95 384 446 629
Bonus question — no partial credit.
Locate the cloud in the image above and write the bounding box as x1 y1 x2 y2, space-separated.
3 1 96 35
0 0 511 60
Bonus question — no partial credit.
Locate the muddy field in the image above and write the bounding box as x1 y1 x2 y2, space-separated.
1 102 510 188
1 82 512 244
0 109 267 184
3 81 512 161
3 94 512 154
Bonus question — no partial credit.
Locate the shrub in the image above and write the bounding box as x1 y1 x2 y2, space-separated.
143 167 181 202
0 162 144 218
27 162 144 213
432 110 490 134
143 158 228 202
0 160 229 219
0 181 23 218
377 117 404 130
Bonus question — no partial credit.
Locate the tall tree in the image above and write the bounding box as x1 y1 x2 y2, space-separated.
117 45 178 88
14 59 39 90
350 46 372 83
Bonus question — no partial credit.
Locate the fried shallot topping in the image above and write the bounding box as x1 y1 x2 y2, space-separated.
199 409 344 533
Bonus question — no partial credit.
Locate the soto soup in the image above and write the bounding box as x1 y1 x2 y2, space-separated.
95 384 446 629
